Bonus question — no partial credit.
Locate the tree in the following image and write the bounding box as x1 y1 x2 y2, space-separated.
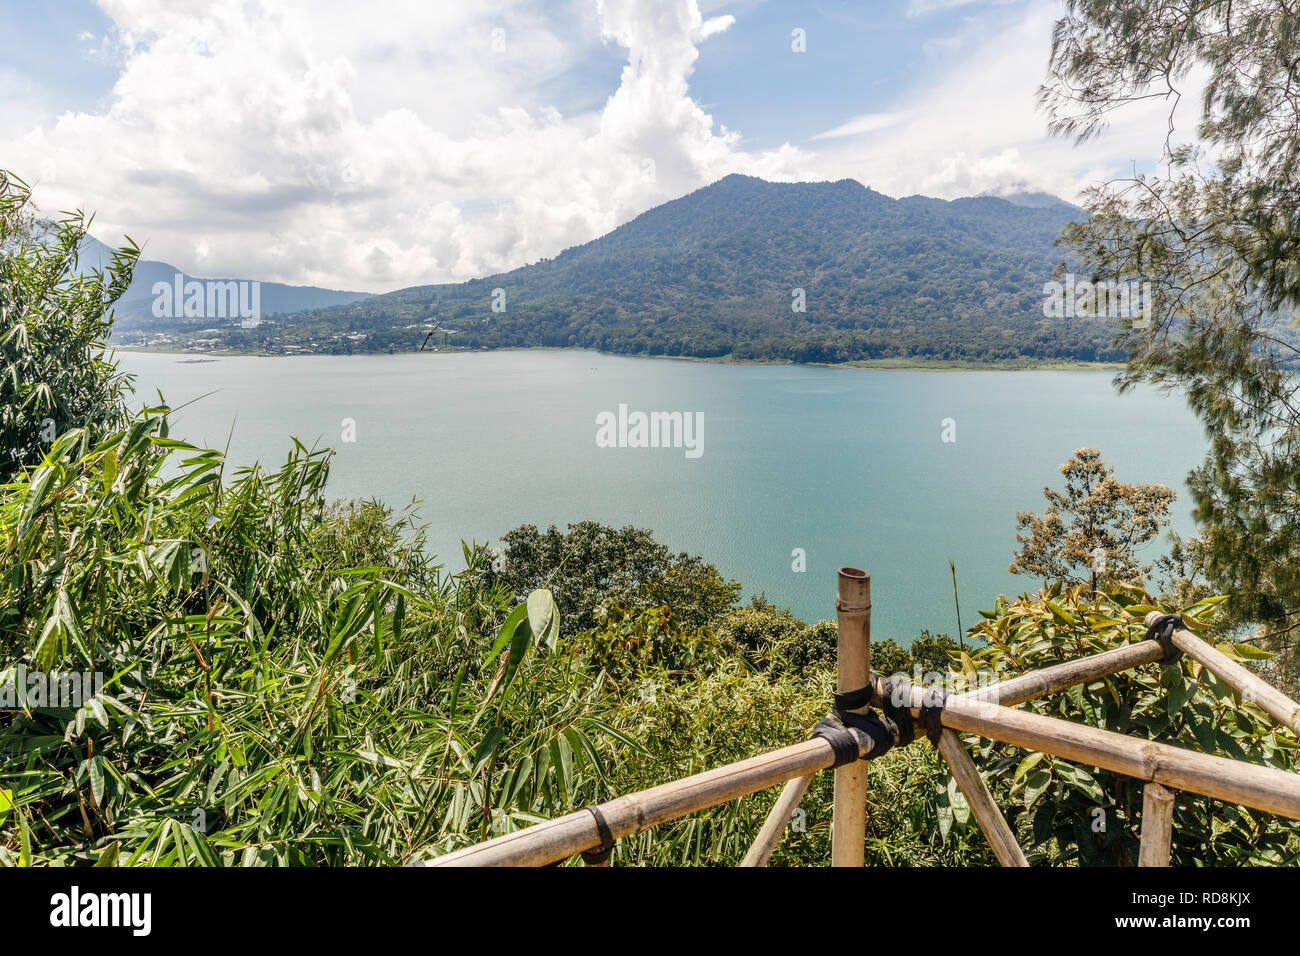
0 171 138 482
493 522 741 637
1038 3 1300 638
1009 448 1174 590
713 595 840 673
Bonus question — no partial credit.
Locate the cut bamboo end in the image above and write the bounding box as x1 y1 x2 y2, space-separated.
832 567 871 868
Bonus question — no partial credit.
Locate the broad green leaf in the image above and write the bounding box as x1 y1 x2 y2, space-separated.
1023 768 1052 809
1012 751 1044 784
527 589 560 651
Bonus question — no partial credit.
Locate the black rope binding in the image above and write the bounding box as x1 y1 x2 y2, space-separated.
580 804 615 865
811 714 860 767
916 684 949 745
811 684 894 766
837 685 901 751
1144 613 1185 665
811 673 952 764
877 676 949 746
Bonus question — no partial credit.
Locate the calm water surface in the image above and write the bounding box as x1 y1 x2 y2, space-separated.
115 350 1206 642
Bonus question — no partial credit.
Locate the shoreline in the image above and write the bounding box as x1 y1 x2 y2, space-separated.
110 343 1124 373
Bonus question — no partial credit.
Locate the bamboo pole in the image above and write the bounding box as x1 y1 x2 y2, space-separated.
872 639 1165 716
960 640 1164 708
423 731 881 867
1144 611 1300 736
1138 782 1176 867
832 567 871 867
943 698 1300 820
740 773 814 867
936 728 1029 866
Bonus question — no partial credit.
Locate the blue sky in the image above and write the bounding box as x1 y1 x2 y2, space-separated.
0 0 1186 292
3 1 985 141
692 1 963 148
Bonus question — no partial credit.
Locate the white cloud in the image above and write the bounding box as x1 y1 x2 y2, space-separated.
807 0 1204 202
5 0 811 292
812 111 910 141
6 0 1202 293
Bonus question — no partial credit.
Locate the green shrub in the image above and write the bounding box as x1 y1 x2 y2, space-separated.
492 521 741 637
969 582 1300 865
871 630 964 680
570 600 736 687
0 171 137 483
714 596 837 674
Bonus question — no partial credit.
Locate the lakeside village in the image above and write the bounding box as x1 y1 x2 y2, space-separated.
109 318 482 355
110 274 480 355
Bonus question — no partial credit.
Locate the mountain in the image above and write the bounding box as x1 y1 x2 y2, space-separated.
137 175 1118 363
985 190 1081 212
76 236 372 332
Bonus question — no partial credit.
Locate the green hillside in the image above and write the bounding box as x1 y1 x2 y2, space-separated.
140 175 1118 364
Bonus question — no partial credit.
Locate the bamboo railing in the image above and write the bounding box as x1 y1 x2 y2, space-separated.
418 568 1300 868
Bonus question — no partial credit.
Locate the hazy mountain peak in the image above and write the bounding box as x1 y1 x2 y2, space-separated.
77 235 373 331
980 190 1080 212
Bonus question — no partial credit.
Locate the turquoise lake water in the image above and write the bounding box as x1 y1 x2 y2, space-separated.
115 350 1207 643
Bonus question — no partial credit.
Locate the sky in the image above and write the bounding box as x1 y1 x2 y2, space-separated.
0 0 1196 293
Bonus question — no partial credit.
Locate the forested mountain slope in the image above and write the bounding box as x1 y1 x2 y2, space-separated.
145 175 1115 363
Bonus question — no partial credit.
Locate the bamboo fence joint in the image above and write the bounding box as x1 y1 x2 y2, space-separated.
1144 611 1300 736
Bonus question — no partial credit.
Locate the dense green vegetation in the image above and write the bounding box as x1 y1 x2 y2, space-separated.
1 173 136 484
490 521 742 638
125 176 1126 365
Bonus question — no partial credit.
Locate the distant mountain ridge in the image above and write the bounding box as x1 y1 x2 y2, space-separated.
135 175 1118 364
77 235 372 331
983 190 1082 211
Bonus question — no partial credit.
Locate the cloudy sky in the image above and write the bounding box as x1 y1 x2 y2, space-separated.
0 0 1190 293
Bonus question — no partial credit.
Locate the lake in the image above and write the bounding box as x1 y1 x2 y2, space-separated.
115 350 1207 643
